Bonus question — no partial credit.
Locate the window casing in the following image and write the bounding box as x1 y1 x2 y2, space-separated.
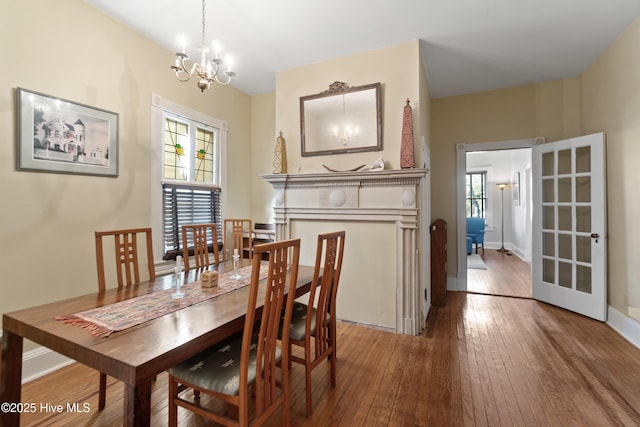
150 94 228 262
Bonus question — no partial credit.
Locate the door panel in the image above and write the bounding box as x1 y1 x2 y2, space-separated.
532 133 607 321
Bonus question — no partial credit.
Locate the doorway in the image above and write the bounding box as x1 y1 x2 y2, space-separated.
456 138 542 297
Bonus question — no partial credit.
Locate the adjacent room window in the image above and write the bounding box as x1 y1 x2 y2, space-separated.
466 172 487 218
153 103 226 260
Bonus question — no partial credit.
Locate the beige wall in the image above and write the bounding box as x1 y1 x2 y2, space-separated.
249 91 277 223
581 18 640 319
0 0 251 345
275 41 422 172
250 40 424 221
431 79 583 291
431 17 640 321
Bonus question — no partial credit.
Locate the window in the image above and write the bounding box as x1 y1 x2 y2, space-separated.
150 95 228 262
466 172 487 218
162 183 221 259
163 115 218 183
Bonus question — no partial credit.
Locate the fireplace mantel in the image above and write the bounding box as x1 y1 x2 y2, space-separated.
261 168 429 335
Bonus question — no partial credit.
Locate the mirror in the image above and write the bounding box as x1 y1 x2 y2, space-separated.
300 82 382 157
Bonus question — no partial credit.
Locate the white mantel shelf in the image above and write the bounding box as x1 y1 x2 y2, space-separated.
260 168 428 186
261 168 429 335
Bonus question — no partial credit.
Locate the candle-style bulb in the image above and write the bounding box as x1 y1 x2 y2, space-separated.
177 34 186 53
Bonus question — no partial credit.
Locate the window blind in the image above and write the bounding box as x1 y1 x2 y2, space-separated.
162 183 222 259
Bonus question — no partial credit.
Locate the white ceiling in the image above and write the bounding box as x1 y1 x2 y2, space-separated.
84 0 640 98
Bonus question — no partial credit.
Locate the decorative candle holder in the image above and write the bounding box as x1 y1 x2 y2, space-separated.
231 254 241 280
172 255 185 299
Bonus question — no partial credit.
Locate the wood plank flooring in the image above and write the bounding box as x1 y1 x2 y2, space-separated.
467 249 532 298
13 292 640 426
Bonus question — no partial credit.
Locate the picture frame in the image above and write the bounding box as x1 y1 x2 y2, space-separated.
512 171 520 205
17 87 118 177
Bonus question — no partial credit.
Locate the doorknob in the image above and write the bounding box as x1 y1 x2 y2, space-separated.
590 233 599 243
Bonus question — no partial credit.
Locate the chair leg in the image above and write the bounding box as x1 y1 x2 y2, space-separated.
330 347 337 388
304 359 313 417
168 375 178 427
303 342 314 417
98 372 107 410
281 358 291 427
329 320 337 387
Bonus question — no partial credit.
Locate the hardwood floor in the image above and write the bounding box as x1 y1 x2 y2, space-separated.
14 293 640 426
467 249 532 298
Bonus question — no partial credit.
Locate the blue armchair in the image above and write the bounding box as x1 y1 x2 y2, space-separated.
466 217 485 255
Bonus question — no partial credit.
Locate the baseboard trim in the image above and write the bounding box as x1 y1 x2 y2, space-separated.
607 305 640 350
23 347 74 384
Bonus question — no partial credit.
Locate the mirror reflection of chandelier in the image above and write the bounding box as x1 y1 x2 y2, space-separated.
332 94 359 146
333 125 359 146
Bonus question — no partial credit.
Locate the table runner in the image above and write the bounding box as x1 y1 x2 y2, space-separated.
56 264 268 337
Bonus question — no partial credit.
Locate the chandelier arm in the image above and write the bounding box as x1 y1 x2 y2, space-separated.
174 71 192 82
213 73 232 85
188 60 206 76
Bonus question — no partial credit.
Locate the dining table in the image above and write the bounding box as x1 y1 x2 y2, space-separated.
0 259 316 427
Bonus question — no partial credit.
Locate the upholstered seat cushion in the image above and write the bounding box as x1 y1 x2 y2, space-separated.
169 334 281 396
287 301 331 341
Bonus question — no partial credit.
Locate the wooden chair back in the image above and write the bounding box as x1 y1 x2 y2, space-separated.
167 238 300 426
181 223 220 272
309 231 345 358
284 230 345 416
94 227 156 409
223 218 252 261
241 238 300 424
95 227 155 292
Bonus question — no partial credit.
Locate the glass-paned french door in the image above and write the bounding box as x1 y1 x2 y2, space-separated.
532 133 607 321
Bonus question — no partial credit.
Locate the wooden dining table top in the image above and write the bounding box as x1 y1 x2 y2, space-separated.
0 259 316 427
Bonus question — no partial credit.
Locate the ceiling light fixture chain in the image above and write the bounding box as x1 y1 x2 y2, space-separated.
201 0 206 47
170 0 236 92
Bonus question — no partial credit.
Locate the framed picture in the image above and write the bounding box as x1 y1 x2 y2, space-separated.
17 87 118 177
512 171 520 205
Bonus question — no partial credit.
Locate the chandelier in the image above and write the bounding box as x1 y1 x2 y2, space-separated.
170 0 236 92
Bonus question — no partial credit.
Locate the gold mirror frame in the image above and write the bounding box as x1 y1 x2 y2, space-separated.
300 82 382 157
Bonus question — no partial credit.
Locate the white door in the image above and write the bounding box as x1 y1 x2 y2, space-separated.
531 133 607 321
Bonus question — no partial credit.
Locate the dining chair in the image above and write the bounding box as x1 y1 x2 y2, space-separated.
283 230 345 416
181 223 220 272
95 227 155 292
223 218 253 261
168 238 301 427
94 227 156 410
